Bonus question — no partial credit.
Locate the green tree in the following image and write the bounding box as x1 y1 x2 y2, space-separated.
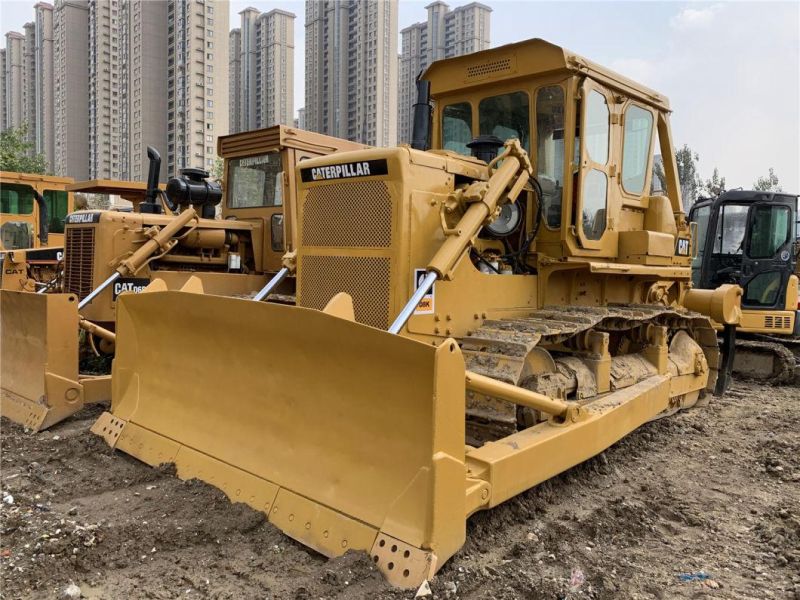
702 167 727 197
674 144 702 211
211 156 224 181
753 168 782 192
0 124 49 174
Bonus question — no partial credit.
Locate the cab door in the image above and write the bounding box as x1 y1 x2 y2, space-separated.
688 199 713 287
575 80 614 250
740 198 796 310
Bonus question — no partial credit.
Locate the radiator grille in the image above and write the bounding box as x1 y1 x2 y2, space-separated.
302 181 392 248
63 227 95 299
299 255 391 329
764 315 791 329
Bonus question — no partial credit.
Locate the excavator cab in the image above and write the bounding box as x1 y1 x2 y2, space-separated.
691 191 799 333
690 190 799 382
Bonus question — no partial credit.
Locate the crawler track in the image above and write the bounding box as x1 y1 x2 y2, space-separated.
460 305 719 439
733 338 797 384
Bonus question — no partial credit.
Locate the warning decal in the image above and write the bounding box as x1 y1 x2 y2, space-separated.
413 269 434 315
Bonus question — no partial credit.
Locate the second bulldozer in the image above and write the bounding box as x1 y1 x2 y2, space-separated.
1 171 76 291
93 39 740 588
1 125 366 431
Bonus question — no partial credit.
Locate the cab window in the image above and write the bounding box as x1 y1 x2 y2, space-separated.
227 153 283 208
744 271 783 307
581 90 610 240
748 205 790 259
442 102 472 155
536 86 565 228
43 190 69 233
621 105 653 195
582 170 608 240
713 204 748 254
585 90 609 165
1 222 33 250
0 183 35 214
479 91 530 152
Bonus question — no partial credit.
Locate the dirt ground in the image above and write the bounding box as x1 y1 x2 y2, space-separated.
1 379 798 600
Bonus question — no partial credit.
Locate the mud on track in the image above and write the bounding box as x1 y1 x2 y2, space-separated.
1 380 799 599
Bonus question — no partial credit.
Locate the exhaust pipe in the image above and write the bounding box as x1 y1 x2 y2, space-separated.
140 146 163 214
410 74 431 151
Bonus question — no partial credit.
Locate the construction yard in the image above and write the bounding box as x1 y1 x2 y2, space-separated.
0 379 797 600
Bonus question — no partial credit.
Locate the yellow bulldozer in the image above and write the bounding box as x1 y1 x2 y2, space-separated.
1 171 76 290
92 39 741 588
0 125 366 431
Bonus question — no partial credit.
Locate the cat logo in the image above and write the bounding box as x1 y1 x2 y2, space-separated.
112 278 150 300
676 238 690 256
300 159 389 183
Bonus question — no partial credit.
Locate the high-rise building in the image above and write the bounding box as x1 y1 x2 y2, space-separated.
22 21 37 149
121 0 168 181
34 2 55 168
4 32 25 131
305 0 397 147
296 106 305 130
166 0 229 176
229 7 294 134
254 10 294 130
4 0 228 180
228 27 241 133
237 7 259 133
88 0 122 179
53 0 90 180
398 1 491 143
0 50 6 132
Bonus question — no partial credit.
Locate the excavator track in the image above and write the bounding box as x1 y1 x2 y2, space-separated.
732 338 797 384
460 305 720 443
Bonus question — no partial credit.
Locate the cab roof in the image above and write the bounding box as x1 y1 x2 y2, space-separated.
423 37 670 111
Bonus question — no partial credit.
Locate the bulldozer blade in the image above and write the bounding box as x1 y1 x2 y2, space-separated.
0 290 111 431
92 289 468 588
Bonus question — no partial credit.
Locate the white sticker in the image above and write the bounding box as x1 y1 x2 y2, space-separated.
413 269 434 315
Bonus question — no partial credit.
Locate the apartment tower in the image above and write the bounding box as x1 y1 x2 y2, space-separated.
22 21 37 149
166 0 229 176
4 32 25 131
229 7 294 134
228 27 241 133
305 0 398 146
121 0 168 181
53 0 90 180
87 0 122 179
34 2 55 168
0 49 6 131
398 1 491 143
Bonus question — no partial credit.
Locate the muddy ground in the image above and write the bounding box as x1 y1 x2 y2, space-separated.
1 380 798 600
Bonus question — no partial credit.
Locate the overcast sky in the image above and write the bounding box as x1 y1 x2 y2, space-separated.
1 0 797 191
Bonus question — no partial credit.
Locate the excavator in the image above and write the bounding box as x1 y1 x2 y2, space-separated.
1 171 76 290
0 125 366 431
690 189 800 382
92 38 741 588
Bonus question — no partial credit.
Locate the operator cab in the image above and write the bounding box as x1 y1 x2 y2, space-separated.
690 190 799 310
0 180 70 250
425 38 683 266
